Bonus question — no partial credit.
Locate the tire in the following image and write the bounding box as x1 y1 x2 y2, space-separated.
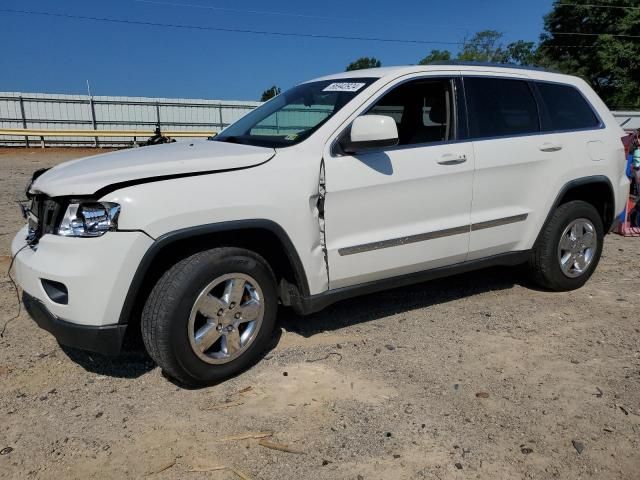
141 247 277 387
528 200 604 291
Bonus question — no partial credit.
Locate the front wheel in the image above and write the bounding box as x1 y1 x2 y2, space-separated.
528 200 604 291
141 247 278 387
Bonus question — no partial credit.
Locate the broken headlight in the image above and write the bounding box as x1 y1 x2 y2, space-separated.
57 202 121 237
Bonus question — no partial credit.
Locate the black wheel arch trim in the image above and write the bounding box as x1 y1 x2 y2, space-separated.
535 175 615 247
117 219 310 325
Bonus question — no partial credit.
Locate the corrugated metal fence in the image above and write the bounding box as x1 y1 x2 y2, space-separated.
0 92 260 146
0 91 638 147
615 111 640 130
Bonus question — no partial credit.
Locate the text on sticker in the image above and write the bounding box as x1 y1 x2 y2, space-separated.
323 83 366 92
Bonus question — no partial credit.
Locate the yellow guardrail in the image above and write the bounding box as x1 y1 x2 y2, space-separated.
0 128 217 147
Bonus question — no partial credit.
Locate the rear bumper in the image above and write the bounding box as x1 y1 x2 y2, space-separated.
23 292 126 355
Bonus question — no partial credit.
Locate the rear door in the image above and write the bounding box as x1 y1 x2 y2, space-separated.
323 75 475 289
535 80 611 165
465 75 564 260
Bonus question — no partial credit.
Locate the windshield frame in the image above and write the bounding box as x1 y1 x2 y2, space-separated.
212 78 377 149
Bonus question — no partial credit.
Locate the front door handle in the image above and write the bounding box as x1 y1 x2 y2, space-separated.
539 142 563 153
438 154 467 165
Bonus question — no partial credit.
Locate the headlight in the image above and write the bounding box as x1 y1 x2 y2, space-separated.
57 202 121 237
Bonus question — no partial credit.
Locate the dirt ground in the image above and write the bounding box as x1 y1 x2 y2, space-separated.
0 148 639 480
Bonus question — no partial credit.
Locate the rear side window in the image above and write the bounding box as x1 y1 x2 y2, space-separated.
465 77 540 138
536 82 601 131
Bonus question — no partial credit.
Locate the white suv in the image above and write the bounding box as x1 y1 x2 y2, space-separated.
12 64 629 386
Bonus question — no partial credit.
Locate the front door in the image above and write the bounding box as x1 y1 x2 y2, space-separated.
324 76 475 289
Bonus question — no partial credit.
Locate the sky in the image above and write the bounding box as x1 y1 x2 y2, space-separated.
1 0 555 101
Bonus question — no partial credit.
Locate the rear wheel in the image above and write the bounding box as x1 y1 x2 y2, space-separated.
141 247 277 387
528 200 604 291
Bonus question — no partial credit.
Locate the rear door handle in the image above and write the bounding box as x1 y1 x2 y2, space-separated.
437 154 467 165
539 142 563 153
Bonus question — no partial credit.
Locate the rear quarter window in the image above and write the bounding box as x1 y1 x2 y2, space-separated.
464 77 540 138
536 82 601 131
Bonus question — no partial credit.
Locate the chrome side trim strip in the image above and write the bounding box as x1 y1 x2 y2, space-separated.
471 213 529 231
338 213 528 256
338 225 469 256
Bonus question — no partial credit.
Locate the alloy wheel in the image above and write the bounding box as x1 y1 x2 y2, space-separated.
557 218 597 278
187 273 264 364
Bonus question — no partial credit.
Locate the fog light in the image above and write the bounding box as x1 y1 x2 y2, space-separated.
41 279 68 305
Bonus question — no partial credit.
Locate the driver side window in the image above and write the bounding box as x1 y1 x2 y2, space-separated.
367 78 455 146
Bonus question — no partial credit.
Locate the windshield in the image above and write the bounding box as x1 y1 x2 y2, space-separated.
212 78 376 148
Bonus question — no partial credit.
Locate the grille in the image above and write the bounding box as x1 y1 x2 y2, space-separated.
27 195 64 244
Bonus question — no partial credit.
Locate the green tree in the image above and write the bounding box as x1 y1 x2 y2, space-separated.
260 85 281 102
538 0 640 109
346 57 382 71
418 49 452 65
458 30 505 62
503 40 539 66
418 32 540 67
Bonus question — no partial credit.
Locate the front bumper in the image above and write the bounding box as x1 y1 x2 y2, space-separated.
23 292 127 355
11 226 153 332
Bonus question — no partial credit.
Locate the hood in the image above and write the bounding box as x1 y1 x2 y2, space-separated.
30 140 275 197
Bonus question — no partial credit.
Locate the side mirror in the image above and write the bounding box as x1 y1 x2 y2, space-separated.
341 115 399 154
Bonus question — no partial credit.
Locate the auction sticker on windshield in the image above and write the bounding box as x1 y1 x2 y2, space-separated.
323 82 366 92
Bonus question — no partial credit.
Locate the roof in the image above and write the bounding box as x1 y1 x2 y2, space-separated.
307 63 570 83
427 61 551 72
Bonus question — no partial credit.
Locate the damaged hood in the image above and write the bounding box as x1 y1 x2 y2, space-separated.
30 140 276 197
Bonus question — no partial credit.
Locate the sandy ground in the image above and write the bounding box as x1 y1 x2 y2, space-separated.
0 148 639 480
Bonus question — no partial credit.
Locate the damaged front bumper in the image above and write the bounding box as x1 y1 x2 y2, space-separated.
11 225 153 353
23 292 127 355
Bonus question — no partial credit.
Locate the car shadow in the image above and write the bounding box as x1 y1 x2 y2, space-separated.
59 344 155 379
354 151 394 175
59 315 285 386
278 265 527 337
59 265 526 384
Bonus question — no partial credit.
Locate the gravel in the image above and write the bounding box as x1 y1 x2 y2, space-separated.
1 148 639 479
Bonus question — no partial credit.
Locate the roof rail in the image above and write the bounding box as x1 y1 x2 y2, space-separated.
426 61 551 73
